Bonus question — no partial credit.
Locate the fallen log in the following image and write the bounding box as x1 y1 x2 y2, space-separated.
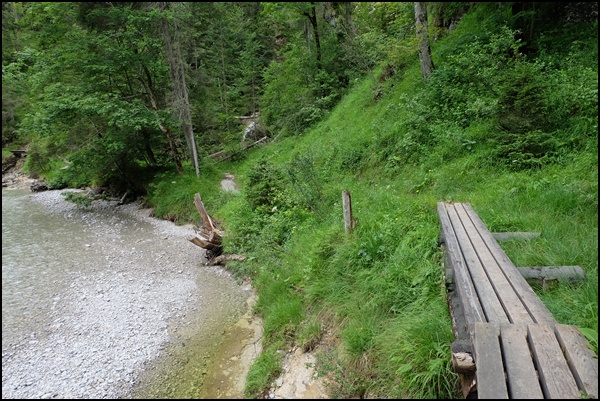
188 193 223 258
206 254 246 266
215 136 268 163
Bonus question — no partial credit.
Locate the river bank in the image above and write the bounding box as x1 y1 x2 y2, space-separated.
2 187 256 398
2 166 329 399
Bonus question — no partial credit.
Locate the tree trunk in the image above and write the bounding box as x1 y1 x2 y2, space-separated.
414 2 434 78
304 2 324 95
141 128 157 165
138 66 183 174
159 2 200 179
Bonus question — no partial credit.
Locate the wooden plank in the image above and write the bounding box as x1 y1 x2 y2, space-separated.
462 203 557 325
516 266 586 283
554 324 599 399
474 322 508 399
437 203 486 331
455 203 534 324
499 323 544 399
492 231 540 241
445 204 509 323
527 323 581 399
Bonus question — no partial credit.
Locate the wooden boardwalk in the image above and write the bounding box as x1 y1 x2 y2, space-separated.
437 202 598 399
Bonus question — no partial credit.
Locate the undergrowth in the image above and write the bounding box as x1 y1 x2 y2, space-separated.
145 4 598 399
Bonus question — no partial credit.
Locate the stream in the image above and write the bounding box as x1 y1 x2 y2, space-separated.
2 188 256 398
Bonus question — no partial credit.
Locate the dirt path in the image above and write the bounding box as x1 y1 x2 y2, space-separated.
220 173 239 193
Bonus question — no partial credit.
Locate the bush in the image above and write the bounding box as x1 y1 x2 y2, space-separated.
244 157 287 210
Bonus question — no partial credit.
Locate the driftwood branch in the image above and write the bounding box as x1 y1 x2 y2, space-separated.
117 190 130 205
188 192 222 259
194 193 216 232
206 254 246 266
188 193 245 266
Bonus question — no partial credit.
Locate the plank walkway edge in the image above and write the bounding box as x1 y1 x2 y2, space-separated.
437 202 597 399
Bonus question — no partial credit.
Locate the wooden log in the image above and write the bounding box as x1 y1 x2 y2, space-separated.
216 136 268 163
491 231 540 241
452 352 475 373
516 265 585 283
207 254 246 266
10 149 27 157
342 190 355 234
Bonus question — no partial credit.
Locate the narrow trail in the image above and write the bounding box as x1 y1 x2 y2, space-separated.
220 173 239 193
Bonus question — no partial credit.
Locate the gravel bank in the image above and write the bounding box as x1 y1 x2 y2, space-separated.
2 189 252 399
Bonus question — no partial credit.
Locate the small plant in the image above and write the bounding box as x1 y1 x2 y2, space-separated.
578 327 598 356
285 150 324 215
244 158 286 210
62 191 92 208
297 318 322 352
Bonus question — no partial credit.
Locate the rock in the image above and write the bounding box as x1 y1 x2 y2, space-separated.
30 180 49 192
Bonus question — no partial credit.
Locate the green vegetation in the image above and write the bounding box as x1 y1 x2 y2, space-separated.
211 5 597 398
3 2 597 399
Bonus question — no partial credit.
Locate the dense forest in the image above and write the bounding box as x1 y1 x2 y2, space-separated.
3 2 598 398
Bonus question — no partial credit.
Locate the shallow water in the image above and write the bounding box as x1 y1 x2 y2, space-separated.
2 189 250 398
2 189 104 348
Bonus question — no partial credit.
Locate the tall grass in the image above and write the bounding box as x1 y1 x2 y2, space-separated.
146 4 598 398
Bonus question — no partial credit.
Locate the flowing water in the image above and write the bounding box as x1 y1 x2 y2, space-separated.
2 188 254 398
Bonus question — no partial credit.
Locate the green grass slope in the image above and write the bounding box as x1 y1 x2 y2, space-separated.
146 5 598 398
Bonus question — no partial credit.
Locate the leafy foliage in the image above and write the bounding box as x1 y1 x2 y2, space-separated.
2 2 598 399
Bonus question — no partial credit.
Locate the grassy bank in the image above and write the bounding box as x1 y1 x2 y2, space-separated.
146 5 598 399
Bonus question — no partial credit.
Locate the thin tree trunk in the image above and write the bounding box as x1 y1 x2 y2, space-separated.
308 3 321 67
219 34 230 132
304 2 324 95
159 2 200 178
138 72 183 174
414 2 434 78
141 128 157 165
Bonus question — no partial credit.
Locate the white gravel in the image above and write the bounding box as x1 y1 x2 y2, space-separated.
2 189 249 399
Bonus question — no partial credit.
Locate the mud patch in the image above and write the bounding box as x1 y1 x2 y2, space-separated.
201 292 263 398
267 347 329 399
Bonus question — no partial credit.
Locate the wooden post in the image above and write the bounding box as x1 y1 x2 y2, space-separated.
342 190 355 234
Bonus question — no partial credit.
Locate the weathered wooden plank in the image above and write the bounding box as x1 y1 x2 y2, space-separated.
437 203 486 331
554 324 599 399
462 203 557 324
516 266 586 283
445 204 509 323
499 323 544 399
474 322 508 399
527 323 581 399
492 231 540 241
455 203 534 324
